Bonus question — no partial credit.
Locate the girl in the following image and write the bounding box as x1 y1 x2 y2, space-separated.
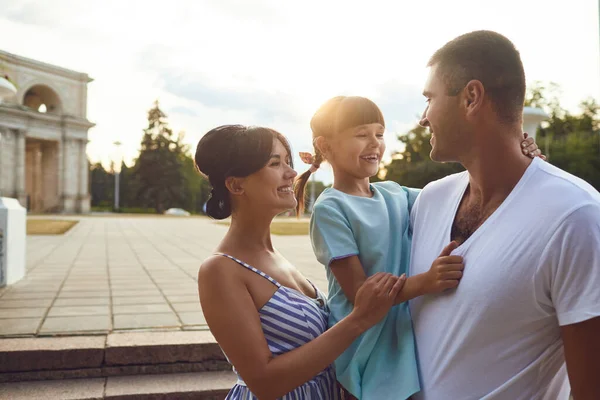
196 124 408 400
293 96 541 399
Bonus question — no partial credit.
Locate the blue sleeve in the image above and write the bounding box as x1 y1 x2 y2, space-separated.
403 186 422 214
310 203 359 267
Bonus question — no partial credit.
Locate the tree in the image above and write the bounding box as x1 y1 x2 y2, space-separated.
526 82 600 191
132 101 188 213
90 162 113 207
179 153 211 214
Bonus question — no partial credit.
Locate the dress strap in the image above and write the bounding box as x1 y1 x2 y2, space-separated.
215 253 281 288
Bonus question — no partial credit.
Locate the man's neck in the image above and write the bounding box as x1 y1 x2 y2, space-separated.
461 129 533 205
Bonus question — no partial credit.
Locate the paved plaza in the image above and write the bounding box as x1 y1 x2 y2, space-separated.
0 216 326 338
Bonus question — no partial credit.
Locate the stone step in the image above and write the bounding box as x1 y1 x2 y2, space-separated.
0 331 230 383
0 370 236 400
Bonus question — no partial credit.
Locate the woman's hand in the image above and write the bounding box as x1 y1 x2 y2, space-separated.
350 272 406 330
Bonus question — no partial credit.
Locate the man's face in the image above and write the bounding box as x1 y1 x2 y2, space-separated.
420 64 466 163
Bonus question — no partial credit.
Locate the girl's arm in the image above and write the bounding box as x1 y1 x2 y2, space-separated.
198 257 405 400
330 242 464 305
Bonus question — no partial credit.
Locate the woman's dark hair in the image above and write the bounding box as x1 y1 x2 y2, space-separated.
195 125 293 219
293 96 385 215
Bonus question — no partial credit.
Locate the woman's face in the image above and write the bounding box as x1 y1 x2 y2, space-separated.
241 138 298 214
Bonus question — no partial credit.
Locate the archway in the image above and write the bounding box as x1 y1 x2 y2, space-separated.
22 84 62 114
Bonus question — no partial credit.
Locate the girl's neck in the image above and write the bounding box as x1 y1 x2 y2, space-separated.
332 172 372 197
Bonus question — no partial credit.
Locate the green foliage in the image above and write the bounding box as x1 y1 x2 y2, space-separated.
90 100 211 214
132 101 188 213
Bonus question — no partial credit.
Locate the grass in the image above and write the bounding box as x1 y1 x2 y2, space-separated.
217 219 309 236
27 219 79 235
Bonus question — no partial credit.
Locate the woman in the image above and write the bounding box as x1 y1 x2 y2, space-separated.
196 125 406 400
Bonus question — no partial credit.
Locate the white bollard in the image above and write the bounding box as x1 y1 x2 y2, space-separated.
0 197 26 287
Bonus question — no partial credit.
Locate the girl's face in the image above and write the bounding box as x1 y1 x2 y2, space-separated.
325 123 386 180
241 139 298 214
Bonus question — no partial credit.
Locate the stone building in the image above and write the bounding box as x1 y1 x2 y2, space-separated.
0 50 94 213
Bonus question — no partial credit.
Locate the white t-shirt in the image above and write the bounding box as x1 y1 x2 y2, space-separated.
409 157 600 400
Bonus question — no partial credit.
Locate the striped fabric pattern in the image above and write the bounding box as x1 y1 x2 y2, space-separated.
217 253 342 400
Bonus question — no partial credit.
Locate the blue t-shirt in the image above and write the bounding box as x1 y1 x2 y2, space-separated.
310 181 421 400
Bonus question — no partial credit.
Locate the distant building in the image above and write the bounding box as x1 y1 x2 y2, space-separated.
0 50 94 213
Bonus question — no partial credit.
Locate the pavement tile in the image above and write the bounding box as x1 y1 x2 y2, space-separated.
62 283 109 289
0 318 41 335
171 302 201 313
113 304 173 314
161 288 198 296
112 296 167 305
113 313 179 330
39 315 111 334
178 312 206 326
0 291 57 300
53 298 110 306
0 299 53 309
58 291 110 299
0 308 48 319
47 305 110 317
165 295 198 303
110 289 162 297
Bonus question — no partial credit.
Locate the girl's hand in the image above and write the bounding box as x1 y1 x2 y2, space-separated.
521 132 547 160
350 272 406 330
423 241 464 294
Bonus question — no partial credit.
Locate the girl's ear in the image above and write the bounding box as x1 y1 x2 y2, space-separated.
314 136 329 158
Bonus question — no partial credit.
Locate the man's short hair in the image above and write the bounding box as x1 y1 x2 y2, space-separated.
428 30 526 124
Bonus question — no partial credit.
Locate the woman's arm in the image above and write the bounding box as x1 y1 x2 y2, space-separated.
198 258 404 400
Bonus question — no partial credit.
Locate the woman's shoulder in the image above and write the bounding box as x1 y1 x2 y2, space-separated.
198 254 242 286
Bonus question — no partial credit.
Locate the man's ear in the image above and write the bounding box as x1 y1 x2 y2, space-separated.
225 176 245 195
463 80 485 114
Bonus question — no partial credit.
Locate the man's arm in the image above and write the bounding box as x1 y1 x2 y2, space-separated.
560 317 600 399
537 203 600 399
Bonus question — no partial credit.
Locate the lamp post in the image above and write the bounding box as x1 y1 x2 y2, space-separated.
113 141 123 212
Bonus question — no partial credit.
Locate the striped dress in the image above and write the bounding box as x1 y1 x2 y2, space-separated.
216 253 342 400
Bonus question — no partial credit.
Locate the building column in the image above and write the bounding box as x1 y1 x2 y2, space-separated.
0 126 4 197
41 141 60 212
77 138 90 213
14 129 27 208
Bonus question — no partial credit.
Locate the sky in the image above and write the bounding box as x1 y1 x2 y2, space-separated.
1 0 599 184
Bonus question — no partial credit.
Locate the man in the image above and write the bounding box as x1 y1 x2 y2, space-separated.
409 30 600 399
